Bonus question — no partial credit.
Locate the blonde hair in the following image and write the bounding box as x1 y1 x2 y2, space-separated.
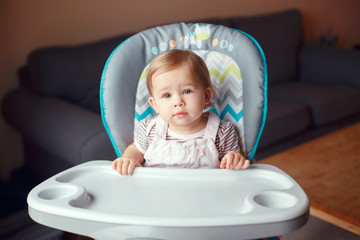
146 50 213 96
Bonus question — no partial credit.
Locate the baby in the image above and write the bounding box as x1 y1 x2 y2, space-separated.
112 50 250 175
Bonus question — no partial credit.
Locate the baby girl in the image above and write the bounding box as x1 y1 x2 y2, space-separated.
113 50 250 175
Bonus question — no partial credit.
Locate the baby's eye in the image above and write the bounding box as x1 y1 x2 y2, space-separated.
162 93 171 98
183 89 192 95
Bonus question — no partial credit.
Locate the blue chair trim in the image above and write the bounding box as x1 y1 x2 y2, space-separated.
234 29 268 162
100 37 131 157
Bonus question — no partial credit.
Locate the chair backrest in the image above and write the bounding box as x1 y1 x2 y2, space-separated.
100 23 267 162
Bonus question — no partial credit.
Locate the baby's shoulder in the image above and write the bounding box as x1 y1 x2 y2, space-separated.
139 116 159 136
218 119 235 132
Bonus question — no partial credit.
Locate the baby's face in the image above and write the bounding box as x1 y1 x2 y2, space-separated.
148 64 211 134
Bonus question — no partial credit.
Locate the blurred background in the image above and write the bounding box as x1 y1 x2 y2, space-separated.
1 0 359 181
1 1 360 239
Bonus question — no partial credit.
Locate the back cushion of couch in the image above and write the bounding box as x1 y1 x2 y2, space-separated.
27 35 131 113
230 9 303 85
26 9 302 113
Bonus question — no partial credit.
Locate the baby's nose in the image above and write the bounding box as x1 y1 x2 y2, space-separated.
174 101 184 107
173 97 185 107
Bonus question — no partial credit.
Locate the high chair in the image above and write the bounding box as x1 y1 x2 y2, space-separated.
27 23 309 240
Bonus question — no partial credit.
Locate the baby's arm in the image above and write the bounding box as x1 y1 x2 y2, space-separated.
218 121 250 170
220 151 250 170
112 143 144 175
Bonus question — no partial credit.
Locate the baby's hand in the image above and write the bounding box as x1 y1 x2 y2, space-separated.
220 151 250 170
112 157 141 175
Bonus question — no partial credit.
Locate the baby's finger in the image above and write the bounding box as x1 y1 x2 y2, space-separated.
122 159 130 175
128 161 136 176
116 159 122 174
129 160 142 175
234 158 250 170
242 159 251 169
232 154 242 169
112 159 117 170
220 157 227 169
234 155 245 170
226 153 234 169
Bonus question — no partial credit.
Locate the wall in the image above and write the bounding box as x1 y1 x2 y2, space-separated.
1 0 359 180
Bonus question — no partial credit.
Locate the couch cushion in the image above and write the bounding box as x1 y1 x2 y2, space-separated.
258 100 311 149
230 9 303 85
27 34 131 113
2 88 116 166
270 82 360 125
299 44 360 88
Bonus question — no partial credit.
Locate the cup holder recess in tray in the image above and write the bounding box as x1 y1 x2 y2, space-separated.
37 184 91 208
254 191 298 209
38 185 78 200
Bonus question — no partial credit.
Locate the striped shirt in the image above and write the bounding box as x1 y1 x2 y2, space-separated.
135 115 240 160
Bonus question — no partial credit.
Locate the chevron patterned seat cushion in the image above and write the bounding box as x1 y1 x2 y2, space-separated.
101 23 267 161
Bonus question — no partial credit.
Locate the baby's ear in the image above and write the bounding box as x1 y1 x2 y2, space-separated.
148 97 158 113
205 87 212 104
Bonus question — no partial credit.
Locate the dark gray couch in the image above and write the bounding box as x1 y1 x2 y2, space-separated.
3 9 360 182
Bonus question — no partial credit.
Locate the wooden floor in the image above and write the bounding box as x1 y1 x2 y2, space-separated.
260 122 360 236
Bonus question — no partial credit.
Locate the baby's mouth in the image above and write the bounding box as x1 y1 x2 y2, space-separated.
174 111 188 118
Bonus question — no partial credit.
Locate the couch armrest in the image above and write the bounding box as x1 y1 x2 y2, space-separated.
299 44 360 87
2 88 116 166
